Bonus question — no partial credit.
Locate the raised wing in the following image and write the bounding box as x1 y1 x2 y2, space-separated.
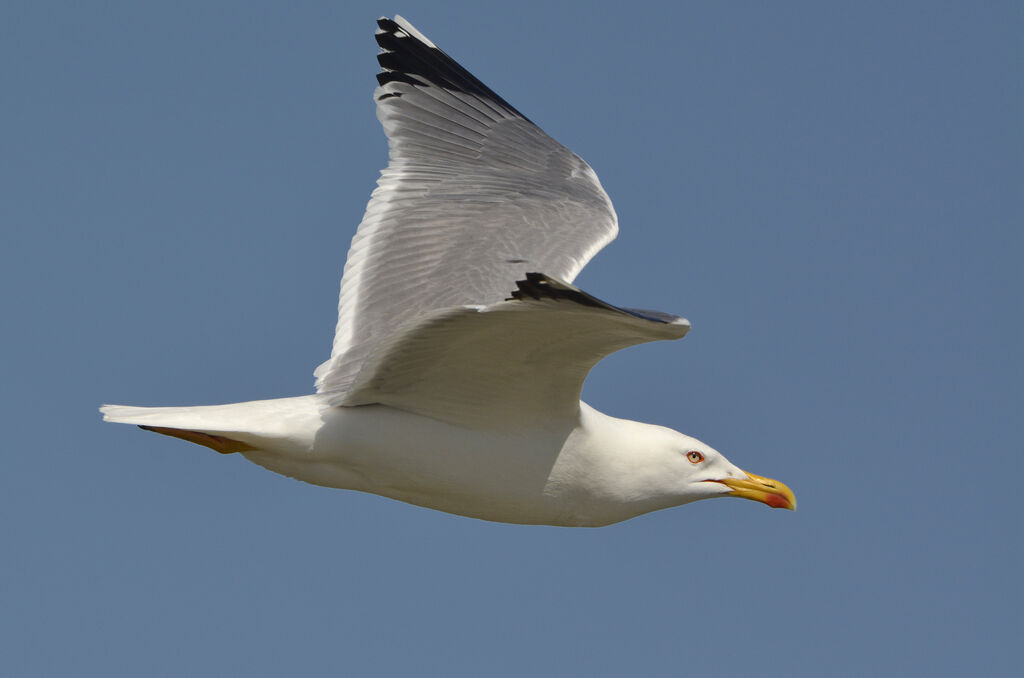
337 274 690 428
315 16 619 394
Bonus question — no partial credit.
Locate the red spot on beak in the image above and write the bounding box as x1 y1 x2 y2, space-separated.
763 492 791 509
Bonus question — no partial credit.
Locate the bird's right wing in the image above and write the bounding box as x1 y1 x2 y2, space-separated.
337 274 691 429
315 16 619 394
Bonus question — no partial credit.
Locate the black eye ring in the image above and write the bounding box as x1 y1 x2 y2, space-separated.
686 451 705 464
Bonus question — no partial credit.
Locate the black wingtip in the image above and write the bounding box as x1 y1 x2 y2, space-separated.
372 15 529 121
508 273 689 327
508 273 605 309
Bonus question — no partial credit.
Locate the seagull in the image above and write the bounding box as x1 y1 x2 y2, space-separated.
101 16 795 526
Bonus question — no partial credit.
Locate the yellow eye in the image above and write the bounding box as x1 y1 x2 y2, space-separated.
686 451 705 464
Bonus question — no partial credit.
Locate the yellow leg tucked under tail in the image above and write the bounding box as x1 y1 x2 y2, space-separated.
138 425 256 454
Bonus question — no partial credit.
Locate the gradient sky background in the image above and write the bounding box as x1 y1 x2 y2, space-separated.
2 1 1020 675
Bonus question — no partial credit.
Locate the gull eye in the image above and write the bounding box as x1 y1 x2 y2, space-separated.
686 451 705 464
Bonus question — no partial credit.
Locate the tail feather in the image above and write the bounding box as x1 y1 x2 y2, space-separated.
101 403 260 454
100 395 323 454
101 403 251 431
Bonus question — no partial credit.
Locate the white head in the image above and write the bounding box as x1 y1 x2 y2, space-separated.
571 408 796 524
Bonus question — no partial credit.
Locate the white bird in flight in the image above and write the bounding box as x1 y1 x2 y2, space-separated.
102 16 795 526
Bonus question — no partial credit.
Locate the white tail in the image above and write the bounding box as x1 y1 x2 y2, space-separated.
100 395 324 454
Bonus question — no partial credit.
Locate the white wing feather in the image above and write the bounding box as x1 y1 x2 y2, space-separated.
339 274 690 427
315 16 618 394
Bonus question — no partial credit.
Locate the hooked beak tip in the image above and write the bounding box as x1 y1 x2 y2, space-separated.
716 471 796 511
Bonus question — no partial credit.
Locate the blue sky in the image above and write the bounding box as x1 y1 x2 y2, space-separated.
2 1 1019 675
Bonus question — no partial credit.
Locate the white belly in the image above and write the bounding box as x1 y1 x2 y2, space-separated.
241 400 588 525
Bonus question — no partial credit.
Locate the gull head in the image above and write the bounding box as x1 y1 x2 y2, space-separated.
579 413 797 522
569 409 797 525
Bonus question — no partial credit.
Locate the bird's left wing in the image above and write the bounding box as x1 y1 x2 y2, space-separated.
337 274 690 428
314 16 618 395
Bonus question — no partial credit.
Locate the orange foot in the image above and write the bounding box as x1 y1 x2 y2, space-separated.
138 425 256 454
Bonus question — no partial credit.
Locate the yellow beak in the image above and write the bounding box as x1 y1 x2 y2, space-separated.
715 471 797 510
